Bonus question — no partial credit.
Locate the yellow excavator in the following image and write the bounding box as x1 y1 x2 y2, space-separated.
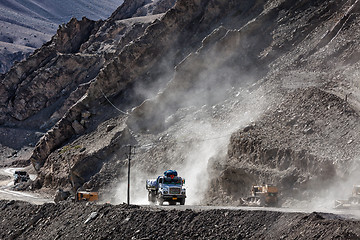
76 191 99 202
54 189 99 203
244 184 279 207
335 185 360 209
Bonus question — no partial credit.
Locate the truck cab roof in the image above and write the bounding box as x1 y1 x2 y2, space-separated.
158 176 183 185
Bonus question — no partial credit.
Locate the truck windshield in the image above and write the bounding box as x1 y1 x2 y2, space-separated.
163 177 182 185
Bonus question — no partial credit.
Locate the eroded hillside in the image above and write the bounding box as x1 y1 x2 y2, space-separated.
1 0 360 210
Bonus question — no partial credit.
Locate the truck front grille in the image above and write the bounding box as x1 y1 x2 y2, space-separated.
169 188 181 194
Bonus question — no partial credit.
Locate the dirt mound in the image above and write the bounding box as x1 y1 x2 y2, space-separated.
0 200 359 239
207 87 360 204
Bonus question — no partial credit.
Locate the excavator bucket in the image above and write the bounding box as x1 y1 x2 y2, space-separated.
334 200 349 209
334 199 360 209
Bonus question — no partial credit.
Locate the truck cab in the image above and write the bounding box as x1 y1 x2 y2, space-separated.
157 175 186 205
13 171 30 185
146 170 186 205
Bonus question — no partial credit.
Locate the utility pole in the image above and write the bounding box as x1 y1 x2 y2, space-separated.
127 145 135 205
66 156 76 194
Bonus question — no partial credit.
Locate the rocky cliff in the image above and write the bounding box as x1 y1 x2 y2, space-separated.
0 0 123 74
1 0 360 206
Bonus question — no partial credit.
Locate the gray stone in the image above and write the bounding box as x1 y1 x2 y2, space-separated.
72 120 85 134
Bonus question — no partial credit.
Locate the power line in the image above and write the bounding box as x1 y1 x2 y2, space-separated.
99 90 233 143
100 88 129 115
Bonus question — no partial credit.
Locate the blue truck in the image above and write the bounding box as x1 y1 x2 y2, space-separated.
146 170 186 205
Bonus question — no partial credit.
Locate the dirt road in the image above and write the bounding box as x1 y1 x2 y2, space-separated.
0 166 359 218
1 166 360 226
0 167 53 205
0 166 359 239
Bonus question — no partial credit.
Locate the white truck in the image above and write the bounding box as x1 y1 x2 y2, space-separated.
14 171 30 185
146 170 186 205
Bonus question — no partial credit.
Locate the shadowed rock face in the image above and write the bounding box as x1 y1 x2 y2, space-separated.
0 51 32 75
2 0 360 206
0 18 103 131
110 0 177 20
53 17 97 54
0 0 178 190
0 0 176 127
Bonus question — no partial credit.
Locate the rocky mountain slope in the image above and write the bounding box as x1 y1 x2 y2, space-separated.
1 0 360 211
0 0 123 73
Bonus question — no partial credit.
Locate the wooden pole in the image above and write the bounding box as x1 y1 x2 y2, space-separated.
127 145 132 205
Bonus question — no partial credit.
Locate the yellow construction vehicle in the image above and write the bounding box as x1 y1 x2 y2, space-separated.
244 184 279 207
335 185 360 209
76 191 99 202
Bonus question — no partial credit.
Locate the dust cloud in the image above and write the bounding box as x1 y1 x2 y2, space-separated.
280 156 360 214
308 158 360 211
111 174 149 205
175 93 269 205
108 85 271 205
109 23 274 205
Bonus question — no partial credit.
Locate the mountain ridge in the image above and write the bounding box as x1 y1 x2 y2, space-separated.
0 0 123 73
1 0 360 208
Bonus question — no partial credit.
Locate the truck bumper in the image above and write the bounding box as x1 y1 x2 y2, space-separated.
162 195 186 201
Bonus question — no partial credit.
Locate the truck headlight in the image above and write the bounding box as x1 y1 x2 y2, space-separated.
163 190 168 194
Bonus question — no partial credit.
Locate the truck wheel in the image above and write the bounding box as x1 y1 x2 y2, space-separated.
158 196 164 206
259 197 265 207
148 192 156 203
180 198 185 205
